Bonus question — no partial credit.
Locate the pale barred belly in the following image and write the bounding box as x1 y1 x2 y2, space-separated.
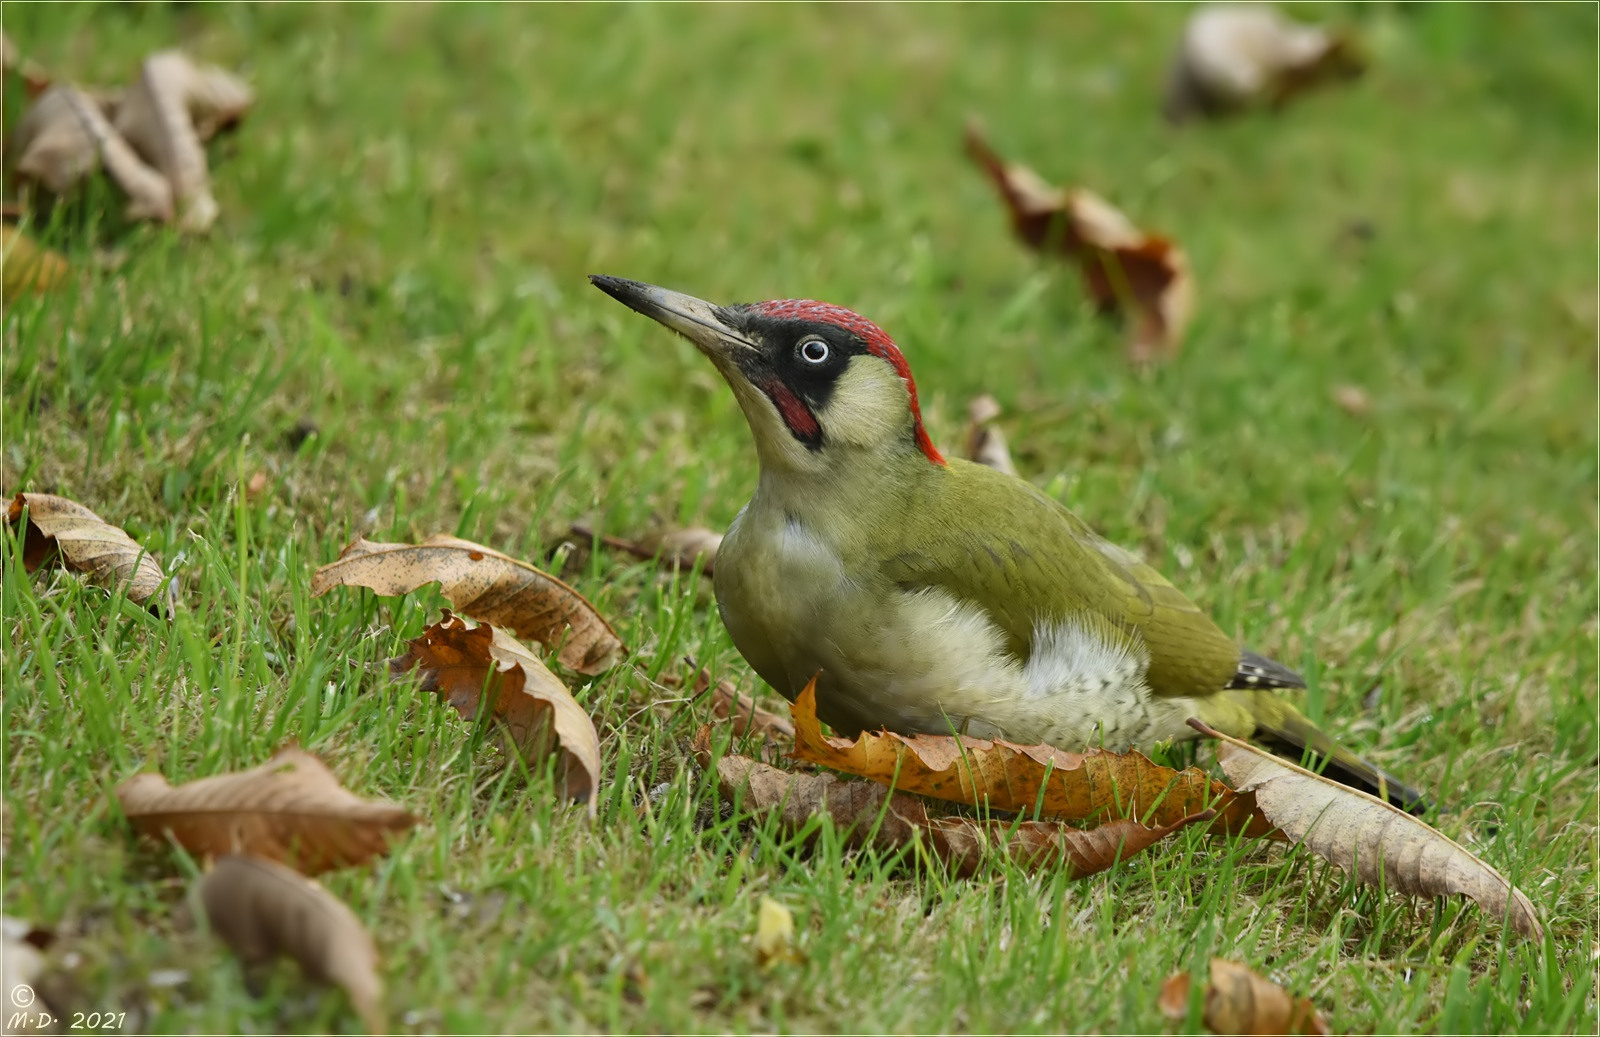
715 515 1203 752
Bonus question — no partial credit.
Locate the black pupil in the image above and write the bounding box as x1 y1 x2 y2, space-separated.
802 340 828 362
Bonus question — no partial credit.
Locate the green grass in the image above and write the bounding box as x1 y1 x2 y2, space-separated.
4 2 1595 1032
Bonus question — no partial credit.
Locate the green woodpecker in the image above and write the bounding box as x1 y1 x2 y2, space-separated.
591 275 1427 811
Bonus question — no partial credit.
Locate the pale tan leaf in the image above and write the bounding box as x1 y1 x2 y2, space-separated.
6 492 170 607
1164 6 1363 123
112 52 253 232
1331 384 1372 417
965 123 1193 364
1158 958 1331 1036
199 855 385 1034
711 750 1211 879
754 897 803 968
1201 721 1544 941
964 394 1018 476
571 520 722 576
792 680 1274 837
3 918 51 1035
14 85 174 221
116 747 417 875
388 613 601 814
312 534 624 674
1 226 69 297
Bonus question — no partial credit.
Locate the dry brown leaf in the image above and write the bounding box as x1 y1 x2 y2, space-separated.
791 680 1274 837
1 225 69 297
311 534 624 675
388 612 601 814
1158 958 1330 1036
711 749 1211 879
115 746 417 875
6 492 170 607
199 854 385 1033
1163 6 1363 124
571 520 722 577
965 124 1193 365
695 670 795 740
1200 721 1544 941
113 52 254 232
754 897 803 968
964 394 1018 476
13 85 175 221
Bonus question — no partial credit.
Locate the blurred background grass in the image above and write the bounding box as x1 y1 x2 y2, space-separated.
3 3 1595 1032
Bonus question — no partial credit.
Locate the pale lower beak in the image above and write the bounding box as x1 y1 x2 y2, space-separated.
589 275 758 362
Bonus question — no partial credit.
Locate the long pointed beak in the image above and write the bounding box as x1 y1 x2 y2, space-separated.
589 275 758 361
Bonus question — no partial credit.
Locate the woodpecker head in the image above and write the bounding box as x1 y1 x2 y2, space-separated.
591 275 945 474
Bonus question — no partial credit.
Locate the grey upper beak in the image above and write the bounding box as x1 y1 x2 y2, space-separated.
589 275 758 358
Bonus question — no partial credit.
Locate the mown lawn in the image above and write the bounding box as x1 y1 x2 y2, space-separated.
4 3 1595 1033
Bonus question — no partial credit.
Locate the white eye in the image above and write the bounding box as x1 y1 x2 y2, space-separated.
799 338 830 364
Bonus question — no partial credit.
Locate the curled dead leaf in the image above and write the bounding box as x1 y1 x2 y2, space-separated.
115 746 417 875
1164 5 1363 123
1198 720 1544 942
571 520 722 577
712 750 1211 879
6 492 171 608
388 613 601 814
964 394 1018 476
13 85 174 222
2 225 69 296
113 51 255 232
792 680 1274 837
311 534 624 675
965 123 1193 365
1158 958 1330 1036
199 855 385 1033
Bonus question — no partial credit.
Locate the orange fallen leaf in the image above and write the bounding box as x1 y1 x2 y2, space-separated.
199 854 385 1033
709 744 1211 878
312 534 624 675
789 680 1275 838
6 492 171 608
116 747 417 875
1158 958 1330 1036
388 613 601 814
966 123 1194 365
1163 6 1363 124
1199 719 1544 942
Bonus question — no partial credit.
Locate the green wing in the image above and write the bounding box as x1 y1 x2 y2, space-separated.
877 459 1240 698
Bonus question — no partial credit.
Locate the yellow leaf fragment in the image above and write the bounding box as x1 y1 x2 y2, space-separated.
755 897 803 968
2 226 69 297
116 747 417 875
1203 722 1543 942
388 613 602 814
199 855 385 1034
313 535 624 675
